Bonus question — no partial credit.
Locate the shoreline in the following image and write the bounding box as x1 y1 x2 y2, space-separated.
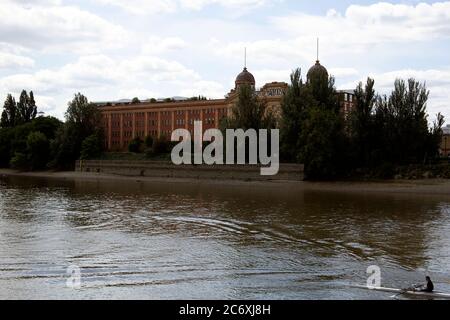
2 168 450 196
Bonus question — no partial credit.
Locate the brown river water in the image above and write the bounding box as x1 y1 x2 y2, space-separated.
1 175 450 299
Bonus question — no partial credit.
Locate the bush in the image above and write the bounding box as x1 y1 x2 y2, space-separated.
128 137 143 153
27 131 49 170
152 136 170 154
10 152 28 170
81 134 102 160
373 162 395 179
144 135 153 148
0 128 13 167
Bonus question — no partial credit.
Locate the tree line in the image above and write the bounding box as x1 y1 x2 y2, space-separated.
0 92 103 170
224 69 444 180
0 70 445 179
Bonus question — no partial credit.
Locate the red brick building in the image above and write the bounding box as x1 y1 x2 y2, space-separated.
98 61 355 151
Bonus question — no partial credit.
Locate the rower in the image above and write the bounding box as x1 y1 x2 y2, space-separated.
418 276 434 293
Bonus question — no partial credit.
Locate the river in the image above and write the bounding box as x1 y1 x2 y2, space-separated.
1 175 450 299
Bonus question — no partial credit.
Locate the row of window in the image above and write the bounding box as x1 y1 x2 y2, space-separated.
106 108 227 119
105 109 229 130
110 126 231 143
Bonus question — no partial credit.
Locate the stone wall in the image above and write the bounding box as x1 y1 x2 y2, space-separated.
75 160 304 181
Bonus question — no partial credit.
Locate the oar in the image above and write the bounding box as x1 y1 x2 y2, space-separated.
390 284 421 299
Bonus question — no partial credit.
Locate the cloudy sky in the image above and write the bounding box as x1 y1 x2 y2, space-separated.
0 0 449 122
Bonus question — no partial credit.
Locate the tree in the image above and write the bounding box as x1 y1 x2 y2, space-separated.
128 137 143 153
374 78 431 164
131 97 141 104
428 113 445 160
299 69 346 179
51 93 102 169
0 116 61 169
152 136 170 154
65 93 101 136
0 128 13 166
26 131 49 170
349 78 376 166
299 105 346 180
17 90 37 124
1 94 18 127
224 84 275 131
10 152 28 170
31 116 63 140
280 68 314 162
144 135 154 148
80 134 103 160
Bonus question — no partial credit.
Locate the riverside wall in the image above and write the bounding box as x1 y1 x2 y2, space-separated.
75 160 304 181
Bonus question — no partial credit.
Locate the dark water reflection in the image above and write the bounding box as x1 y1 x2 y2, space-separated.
1 176 450 299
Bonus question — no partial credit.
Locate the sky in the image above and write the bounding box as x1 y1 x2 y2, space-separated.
0 0 449 122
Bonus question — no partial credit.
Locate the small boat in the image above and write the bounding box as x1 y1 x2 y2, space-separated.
353 285 450 299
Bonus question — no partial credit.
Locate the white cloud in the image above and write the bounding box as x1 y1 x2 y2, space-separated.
0 54 209 117
0 54 199 94
208 38 313 67
141 37 188 55
252 69 290 87
180 0 268 10
0 0 128 53
92 0 272 14
272 2 450 54
179 80 225 98
328 68 359 78
0 52 34 69
115 88 159 100
93 0 177 15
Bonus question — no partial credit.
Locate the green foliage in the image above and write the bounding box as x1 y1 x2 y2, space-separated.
188 96 207 101
31 116 62 140
0 128 13 167
280 68 344 179
26 131 49 170
51 93 102 169
281 69 443 180
128 137 144 153
10 152 28 170
81 134 103 160
1 90 37 128
348 78 377 167
280 68 312 162
0 116 61 169
17 90 37 124
152 136 170 154
65 93 100 133
131 97 141 104
1 94 17 128
299 105 346 180
348 78 442 169
224 84 275 131
144 135 154 148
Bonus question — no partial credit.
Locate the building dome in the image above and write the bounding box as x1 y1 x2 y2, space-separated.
307 60 328 83
235 67 255 88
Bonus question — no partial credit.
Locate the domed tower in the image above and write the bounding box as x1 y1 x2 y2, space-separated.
307 38 328 83
235 67 256 90
235 48 255 90
307 60 328 83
